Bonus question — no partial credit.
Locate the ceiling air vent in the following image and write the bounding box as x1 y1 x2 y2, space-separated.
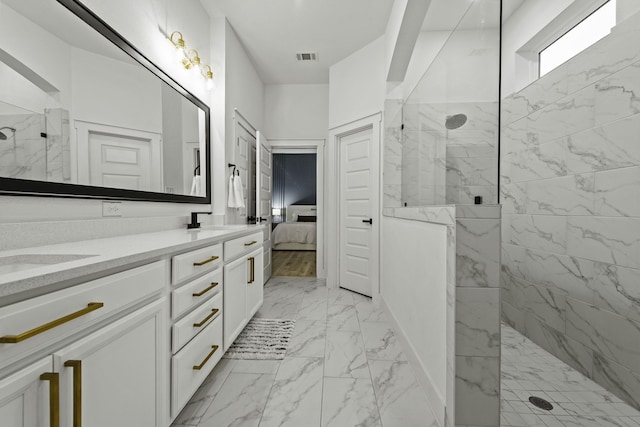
296 52 318 61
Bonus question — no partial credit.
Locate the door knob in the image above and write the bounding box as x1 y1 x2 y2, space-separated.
362 218 373 224
259 217 267 222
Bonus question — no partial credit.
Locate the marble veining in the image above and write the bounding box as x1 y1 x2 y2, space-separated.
321 378 381 427
259 357 324 427
324 330 369 378
501 13 640 411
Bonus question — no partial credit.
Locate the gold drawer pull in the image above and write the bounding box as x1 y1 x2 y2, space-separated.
244 240 257 247
64 360 82 427
193 255 219 266
193 345 219 370
193 308 219 327
192 282 218 297
40 372 60 427
0 302 104 344
248 257 255 284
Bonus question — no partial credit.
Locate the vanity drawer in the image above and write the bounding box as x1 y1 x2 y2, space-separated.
171 314 223 417
0 260 165 372
172 243 222 284
172 291 222 353
172 268 222 319
224 231 263 261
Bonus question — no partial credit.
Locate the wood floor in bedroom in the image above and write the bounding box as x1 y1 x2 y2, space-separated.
272 250 316 277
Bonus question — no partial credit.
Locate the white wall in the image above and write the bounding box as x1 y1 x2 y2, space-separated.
381 216 447 406
70 49 162 132
264 84 329 139
328 36 386 129
618 0 640 21
224 22 265 223
402 31 449 100
502 0 573 95
0 5 72 110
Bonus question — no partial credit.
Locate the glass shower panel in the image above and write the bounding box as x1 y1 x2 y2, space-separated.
401 0 501 206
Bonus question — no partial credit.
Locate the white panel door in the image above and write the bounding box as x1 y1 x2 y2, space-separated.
246 247 264 318
53 300 167 427
89 134 153 190
339 126 377 297
235 122 256 223
0 357 51 427
257 131 272 281
223 256 248 349
76 121 162 192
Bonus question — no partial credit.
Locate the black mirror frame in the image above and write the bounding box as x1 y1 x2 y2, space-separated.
0 0 211 204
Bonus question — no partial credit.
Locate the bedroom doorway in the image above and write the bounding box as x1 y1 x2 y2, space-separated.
269 139 324 278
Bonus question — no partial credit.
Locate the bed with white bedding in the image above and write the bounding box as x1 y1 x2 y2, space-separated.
272 205 317 251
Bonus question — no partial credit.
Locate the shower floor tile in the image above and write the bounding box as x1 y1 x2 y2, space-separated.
501 324 640 426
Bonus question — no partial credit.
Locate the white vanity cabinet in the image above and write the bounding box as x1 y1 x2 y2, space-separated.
0 357 51 427
54 299 166 427
223 232 264 349
169 243 225 418
0 261 168 427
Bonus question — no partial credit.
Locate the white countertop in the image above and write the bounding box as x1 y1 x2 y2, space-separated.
0 225 264 306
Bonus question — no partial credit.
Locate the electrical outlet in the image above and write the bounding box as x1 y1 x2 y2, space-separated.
102 201 122 217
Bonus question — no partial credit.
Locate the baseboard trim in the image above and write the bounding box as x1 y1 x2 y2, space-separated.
381 297 445 427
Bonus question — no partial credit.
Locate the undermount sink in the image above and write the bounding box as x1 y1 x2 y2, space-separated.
0 254 97 275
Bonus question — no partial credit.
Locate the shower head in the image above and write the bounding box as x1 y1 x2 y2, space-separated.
445 114 467 130
0 127 16 140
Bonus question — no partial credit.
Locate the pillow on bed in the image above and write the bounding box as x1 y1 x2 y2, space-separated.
297 215 316 222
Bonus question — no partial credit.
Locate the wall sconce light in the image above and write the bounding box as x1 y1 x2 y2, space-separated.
202 65 214 90
272 208 281 216
168 31 185 61
182 49 201 72
167 30 214 90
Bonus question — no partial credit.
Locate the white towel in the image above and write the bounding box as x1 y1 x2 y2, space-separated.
190 176 202 196
233 172 245 208
228 174 239 208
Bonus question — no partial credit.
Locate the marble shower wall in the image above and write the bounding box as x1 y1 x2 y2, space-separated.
0 109 69 182
400 101 498 206
454 209 501 427
501 12 640 410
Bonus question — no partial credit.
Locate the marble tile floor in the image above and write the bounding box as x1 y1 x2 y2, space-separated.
171 276 438 427
501 324 640 427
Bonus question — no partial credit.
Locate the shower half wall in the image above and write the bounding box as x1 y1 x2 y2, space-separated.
501 10 640 410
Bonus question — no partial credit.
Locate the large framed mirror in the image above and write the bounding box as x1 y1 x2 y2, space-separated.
0 0 211 203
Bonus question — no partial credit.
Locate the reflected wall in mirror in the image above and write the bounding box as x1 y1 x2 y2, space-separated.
0 0 210 203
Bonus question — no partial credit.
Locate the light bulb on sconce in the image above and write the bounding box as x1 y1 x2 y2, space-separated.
202 65 214 90
168 31 185 61
186 50 202 75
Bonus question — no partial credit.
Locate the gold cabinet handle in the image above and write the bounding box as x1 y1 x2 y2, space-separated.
40 372 60 427
192 345 219 370
244 240 257 247
192 282 218 297
64 360 82 427
0 302 104 344
193 308 219 328
248 257 255 284
193 255 219 266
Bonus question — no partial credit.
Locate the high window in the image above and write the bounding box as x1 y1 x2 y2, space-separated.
539 0 616 76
